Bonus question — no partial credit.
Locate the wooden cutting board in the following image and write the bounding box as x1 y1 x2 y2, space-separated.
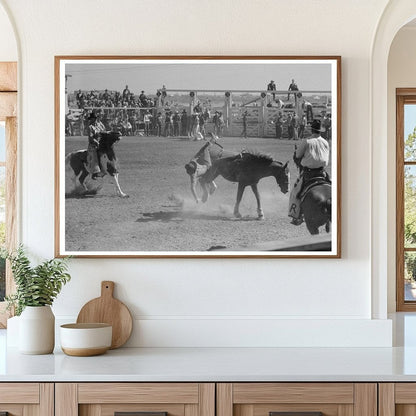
76 281 133 349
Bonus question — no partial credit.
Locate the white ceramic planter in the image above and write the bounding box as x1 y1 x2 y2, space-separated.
19 306 55 354
6 315 20 347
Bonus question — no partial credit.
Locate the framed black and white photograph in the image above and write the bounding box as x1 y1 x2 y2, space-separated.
55 56 341 258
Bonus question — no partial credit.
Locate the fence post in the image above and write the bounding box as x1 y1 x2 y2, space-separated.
224 91 232 136
259 92 267 137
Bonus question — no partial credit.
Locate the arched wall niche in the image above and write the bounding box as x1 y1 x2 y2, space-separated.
372 0 416 317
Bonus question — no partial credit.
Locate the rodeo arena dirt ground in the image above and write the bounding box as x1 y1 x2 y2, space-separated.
65 134 332 253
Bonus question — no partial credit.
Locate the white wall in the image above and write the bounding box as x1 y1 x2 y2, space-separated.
0 0 394 347
387 26 416 312
0 3 16 61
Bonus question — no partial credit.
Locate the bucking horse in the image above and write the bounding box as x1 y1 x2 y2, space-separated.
199 149 289 220
65 131 128 198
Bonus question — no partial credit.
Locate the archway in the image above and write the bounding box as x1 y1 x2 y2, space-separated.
371 0 416 319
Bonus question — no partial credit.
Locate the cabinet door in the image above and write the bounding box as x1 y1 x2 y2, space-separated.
55 383 215 416
379 383 416 416
0 383 53 416
217 383 377 416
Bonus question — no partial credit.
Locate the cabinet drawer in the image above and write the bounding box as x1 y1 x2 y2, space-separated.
217 383 376 416
56 383 215 416
0 383 53 416
379 383 416 415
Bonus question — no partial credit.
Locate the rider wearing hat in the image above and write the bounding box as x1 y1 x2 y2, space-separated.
87 111 105 179
267 80 276 101
288 119 330 225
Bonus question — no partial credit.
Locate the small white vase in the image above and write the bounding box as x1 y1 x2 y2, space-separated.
19 306 55 354
6 315 20 347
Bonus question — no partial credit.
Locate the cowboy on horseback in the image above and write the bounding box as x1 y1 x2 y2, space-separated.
87 111 106 180
288 119 330 225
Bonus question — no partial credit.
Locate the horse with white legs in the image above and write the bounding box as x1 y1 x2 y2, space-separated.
65 131 128 198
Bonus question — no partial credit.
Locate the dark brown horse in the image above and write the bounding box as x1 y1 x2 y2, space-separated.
200 151 289 219
65 131 128 197
301 184 331 234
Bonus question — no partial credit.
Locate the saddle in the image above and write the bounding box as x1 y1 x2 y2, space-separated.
298 168 331 202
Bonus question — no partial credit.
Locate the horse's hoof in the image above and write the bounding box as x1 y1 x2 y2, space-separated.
208 182 217 195
257 215 265 220
119 193 129 198
234 212 242 219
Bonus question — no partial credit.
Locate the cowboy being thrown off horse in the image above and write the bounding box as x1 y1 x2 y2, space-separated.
185 133 238 203
185 133 289 219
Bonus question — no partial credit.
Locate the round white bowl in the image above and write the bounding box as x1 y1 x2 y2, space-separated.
60 323 112 356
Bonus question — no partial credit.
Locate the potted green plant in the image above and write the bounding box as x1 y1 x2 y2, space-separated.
4 246 71 354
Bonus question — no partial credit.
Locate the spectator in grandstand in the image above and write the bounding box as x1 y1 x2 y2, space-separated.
109 116 121 133
65 113 74 136
102 89 110 101
287 79 299 100
189 111 200 139
143 111 152 136
181 109 188 136
287 113 295 140
161 85 167 106
212 111 219 136
129 113 138 135
87 112 105 179
121 117 132 136
303 99 314 122
198 112 206 138
122 85 131 100
298 114 307 139
193 101 202 114
173 111 181 137
139 90 148 107
128 94 136 107
76 89 85 109
203 107 211 122
217 111 225 138
164 111 173 137
267 80 276 101
156 112 163 137
241 110 248 139
292 113 299 140
273 112 284 139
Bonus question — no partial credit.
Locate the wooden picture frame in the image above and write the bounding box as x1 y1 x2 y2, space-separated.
55 56 341 258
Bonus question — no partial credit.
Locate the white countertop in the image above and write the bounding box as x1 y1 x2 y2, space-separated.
2 313 416 382
2 346 416 382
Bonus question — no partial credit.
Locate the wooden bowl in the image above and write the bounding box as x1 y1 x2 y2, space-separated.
60 323 112 356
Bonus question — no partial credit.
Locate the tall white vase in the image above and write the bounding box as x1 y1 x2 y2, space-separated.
19 306 55 354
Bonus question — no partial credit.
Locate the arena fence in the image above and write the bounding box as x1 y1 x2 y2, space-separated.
66 89 332 139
